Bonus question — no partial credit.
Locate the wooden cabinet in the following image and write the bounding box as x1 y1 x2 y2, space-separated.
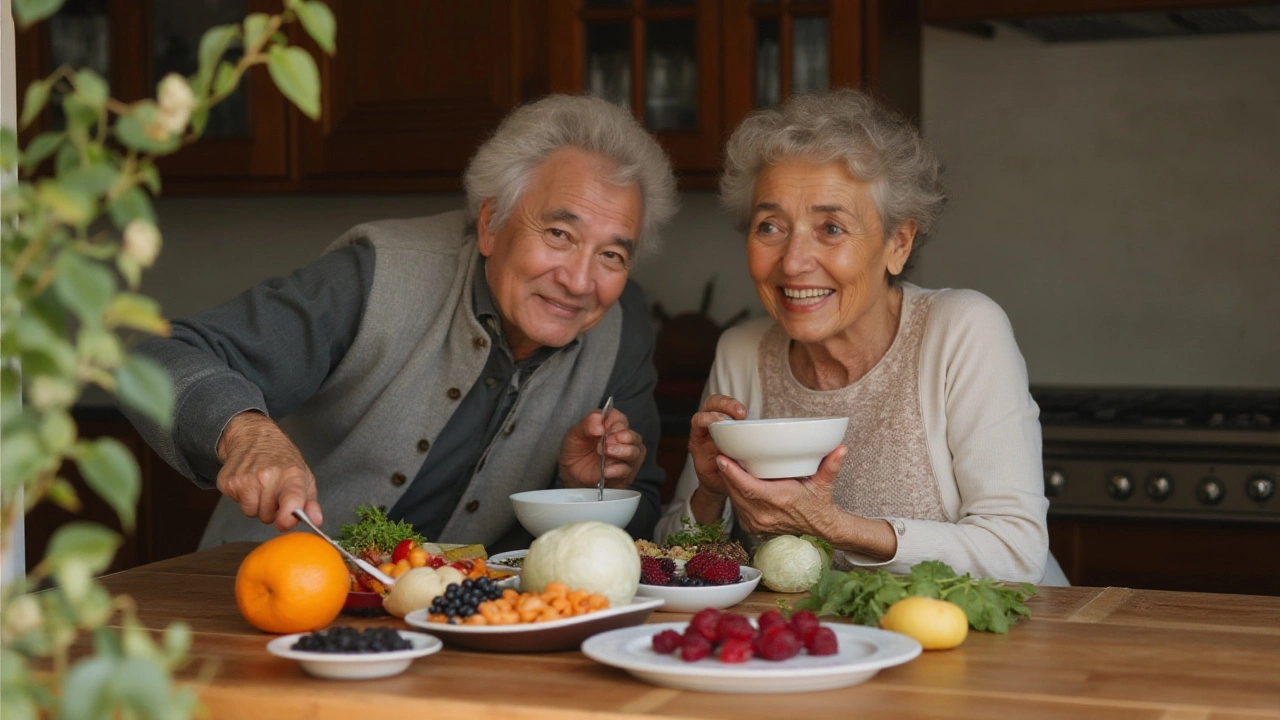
550 0 921 186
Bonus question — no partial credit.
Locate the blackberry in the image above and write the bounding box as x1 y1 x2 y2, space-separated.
429 579 505 621
290 626 411 654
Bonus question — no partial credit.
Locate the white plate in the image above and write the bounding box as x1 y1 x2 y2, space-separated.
266 630 443 680
634 567 761 613
486 549 527 575
403 596 664 652
581 622 922 693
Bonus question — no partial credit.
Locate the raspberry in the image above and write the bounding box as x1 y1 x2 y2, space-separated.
719 637 754 663
651 629 682 654
685 552 740 585
718 614 756 643
680 631 713 662
640 556 677 586
756 626 802 661
757 609 788 635
689 608 723 642
805 626 839 656
789 610 820 643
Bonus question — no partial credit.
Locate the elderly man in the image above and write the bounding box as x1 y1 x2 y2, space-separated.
130 95 678 551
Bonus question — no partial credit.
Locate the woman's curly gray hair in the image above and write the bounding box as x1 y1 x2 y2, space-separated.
464 95 678 263
720 89 947 282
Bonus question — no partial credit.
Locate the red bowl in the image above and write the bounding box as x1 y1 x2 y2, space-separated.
342 590 387 617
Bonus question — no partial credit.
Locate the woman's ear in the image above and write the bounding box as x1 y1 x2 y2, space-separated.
477 198 497 258
887 220 917 276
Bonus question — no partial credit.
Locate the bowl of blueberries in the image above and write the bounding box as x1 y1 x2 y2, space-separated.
266 626 443 680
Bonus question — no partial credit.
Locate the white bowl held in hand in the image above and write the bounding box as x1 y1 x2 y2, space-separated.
509 488 641 537
709 416 849 479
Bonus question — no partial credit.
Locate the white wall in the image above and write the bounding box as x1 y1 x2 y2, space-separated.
917 26 1280 388
146 25 1280 389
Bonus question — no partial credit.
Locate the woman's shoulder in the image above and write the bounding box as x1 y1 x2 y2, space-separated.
910 284 1015 336
716 316 774 356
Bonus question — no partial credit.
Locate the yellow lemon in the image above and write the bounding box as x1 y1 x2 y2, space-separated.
879 596 969 650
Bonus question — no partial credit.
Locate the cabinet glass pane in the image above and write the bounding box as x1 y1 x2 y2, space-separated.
152 0 249 138
586 22 632 110
48 0 109 130
755 18 780 109
645 21 697 130
792 16 829 95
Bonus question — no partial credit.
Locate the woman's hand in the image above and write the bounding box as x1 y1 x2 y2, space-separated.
716 445 848 539
558 406 646 489
216 411 322 532
685 394 748 522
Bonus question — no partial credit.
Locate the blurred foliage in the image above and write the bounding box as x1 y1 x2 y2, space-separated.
1 1 334 717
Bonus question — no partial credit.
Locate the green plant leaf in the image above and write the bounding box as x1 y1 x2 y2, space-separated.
114 103 181 155
162 622 192 666
295 1 336 55
46 476 82 513
107 186 157 229
13 0 66 27
197 24 240 89
243 12 271 51
58 655 114 720
54 142 80 175
62 162 119 198
114 354 174 429
137 163 162 195
19 79 50 128
0 427 49 492
37 179 96 226
189 107 210 137
116 254 142 290
44 522 121 576
104 294 169 335
61 96 99 144
267 45 321 120
109 657 172 720
53 251 115 320
74 69 109 111
92 626 124 659
75 437 141 531
0 127 18 170
19 132 65 174
212 61 238 99
39 409 77 453
77 326 124 368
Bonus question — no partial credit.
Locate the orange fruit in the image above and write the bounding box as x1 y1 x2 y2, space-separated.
235 533 349 634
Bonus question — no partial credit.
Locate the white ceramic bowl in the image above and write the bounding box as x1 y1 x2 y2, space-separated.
509 488 641 537
266 630 442 680
708 417 849 479
634 566 761 613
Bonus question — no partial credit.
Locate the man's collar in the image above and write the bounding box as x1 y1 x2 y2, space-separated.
472 258 578 363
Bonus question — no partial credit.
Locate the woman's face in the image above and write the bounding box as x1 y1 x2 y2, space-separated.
746 158 915 346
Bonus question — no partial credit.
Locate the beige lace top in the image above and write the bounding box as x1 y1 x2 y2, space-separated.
757 287 948 524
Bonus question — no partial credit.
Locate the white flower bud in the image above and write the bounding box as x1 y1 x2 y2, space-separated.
123 220 162 268
28 375 77 410
155 73 196 135
3 595 43 639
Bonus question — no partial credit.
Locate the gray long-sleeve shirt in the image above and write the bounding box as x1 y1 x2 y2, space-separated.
146 240 665 549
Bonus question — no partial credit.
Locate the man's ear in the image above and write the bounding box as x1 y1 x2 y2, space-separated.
477 198 497 258
887 220 917 277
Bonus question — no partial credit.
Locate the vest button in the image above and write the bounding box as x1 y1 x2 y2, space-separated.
465 500 480 513
390 472 407 487
447 387 462 400
485 377 498 388
503 422 516 435
473 336 488 349
417 438 430 452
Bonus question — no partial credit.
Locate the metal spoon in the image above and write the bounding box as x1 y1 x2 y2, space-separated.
597 396 614 501
292 508 396 589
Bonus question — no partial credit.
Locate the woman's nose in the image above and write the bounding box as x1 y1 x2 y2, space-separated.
780 234 817 276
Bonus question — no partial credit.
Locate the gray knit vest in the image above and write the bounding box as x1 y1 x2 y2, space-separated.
199 210 621 548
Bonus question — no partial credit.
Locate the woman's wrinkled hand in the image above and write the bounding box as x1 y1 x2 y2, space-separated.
716 444 849 538
684 394 748 517
558 406 646 489
215 411 322 532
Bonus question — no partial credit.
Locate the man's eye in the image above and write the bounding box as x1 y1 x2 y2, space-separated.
601 250 629 268
546 228 571 244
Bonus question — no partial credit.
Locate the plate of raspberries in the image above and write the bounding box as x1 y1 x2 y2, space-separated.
581 609 922 693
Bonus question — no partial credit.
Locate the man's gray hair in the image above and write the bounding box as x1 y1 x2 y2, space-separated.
464 95 678 263
720 89 946 281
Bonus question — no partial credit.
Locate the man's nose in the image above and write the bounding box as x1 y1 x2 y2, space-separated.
558 247 594 295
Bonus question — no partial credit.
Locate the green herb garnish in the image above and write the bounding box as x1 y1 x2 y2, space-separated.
665 516 726 547
337 505 425 554
793 560 1037 633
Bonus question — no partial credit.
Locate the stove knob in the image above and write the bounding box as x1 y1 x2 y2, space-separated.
1196 476 1225 506
1106 472 1133 500
1247 475 1275 502
1145 473 1174 501
1044 468 1067 497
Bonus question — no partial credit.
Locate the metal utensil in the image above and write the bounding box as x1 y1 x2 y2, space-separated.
292 508 396 589
597 396 614 501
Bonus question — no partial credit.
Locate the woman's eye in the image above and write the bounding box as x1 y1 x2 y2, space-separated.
755 221 778 234
823 223 844 236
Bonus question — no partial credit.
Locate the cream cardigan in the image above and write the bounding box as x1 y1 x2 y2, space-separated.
656 285 1069 586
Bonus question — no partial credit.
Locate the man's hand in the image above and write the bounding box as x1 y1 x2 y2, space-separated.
215 412 322 532
558 406 646 489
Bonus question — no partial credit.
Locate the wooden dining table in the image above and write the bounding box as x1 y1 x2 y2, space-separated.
91 542 1280 719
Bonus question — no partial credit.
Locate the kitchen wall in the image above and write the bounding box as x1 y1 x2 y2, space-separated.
147 25 1280 388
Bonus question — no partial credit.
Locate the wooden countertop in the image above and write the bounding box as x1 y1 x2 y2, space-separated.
93 542 1280 719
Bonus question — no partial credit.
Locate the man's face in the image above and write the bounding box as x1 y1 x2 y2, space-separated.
478 147 643 361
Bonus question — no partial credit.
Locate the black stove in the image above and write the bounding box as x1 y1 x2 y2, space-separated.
1030 387 1280 524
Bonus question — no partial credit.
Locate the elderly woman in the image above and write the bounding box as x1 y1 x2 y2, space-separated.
657 89 1067 585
